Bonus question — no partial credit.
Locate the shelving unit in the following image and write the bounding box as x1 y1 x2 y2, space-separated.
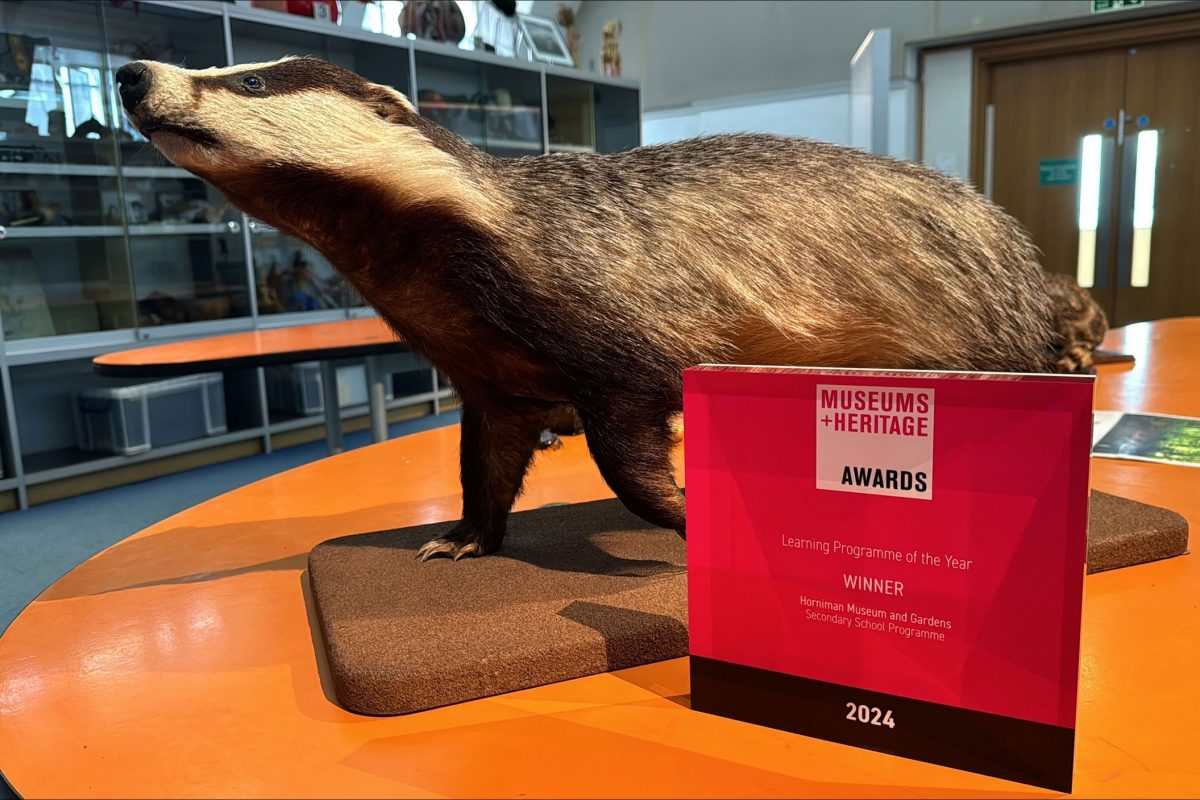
0 0 640 511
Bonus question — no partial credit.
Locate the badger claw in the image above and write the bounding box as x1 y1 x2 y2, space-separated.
415 532 487 562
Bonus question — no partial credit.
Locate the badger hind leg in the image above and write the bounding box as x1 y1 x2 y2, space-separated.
416 391 552 562
577 394 686 536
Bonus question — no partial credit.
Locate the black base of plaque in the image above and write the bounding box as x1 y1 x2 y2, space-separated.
690 656 1074 792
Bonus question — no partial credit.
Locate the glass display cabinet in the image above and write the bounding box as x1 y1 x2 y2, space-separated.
231 17 416 319
0 0 640 509
0 1 249 346
415 50 544 157
545 75 640 155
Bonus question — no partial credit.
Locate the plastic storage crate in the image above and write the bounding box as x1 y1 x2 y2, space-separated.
77 373 227 456
265 362 375 416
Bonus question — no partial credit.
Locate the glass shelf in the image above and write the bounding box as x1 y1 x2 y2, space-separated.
1 234 134 340
0 0 252 341
546 75 638 154
415 50 544 157
250 224 354 315
546 75 595 153
231 18 413 317
130 230 251 327
594 84 640 154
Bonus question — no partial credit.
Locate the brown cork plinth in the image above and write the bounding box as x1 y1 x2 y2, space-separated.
309 492 1186 716
1087 490 1189 574
308 498 688 716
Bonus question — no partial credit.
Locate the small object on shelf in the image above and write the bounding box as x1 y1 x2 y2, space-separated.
250 1 340 25
341 0 374 29
556 5 582 68
517 14 574 68
125 197 148 224
401 1 466 45
288 250 339 310
77 373 227 456
0 247 56 339
601 19 622 77
0 33 44 90
152 192 226 224
0 189 64 227
475 1 518 55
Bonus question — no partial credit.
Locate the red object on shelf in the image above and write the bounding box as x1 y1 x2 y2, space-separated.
250 0 340 24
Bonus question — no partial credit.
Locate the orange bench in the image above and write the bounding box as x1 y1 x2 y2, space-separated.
94 317 408 454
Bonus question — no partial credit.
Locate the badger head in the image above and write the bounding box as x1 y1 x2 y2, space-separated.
117 57 497 241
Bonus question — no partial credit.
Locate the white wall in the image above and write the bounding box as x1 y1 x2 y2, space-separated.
577 0 1184 112
643 83 912 160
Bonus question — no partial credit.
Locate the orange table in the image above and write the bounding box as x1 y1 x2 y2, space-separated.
94 318 408 454
3 319 1197 798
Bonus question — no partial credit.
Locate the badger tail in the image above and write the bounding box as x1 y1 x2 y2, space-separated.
1043 272 1108 374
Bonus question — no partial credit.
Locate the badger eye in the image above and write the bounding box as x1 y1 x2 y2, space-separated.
242 75 264 91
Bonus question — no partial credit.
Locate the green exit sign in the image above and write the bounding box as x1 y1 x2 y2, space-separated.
1092 0 1144 12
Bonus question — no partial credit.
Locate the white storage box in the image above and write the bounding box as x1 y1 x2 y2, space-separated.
265 362 377 416
77 373 227 456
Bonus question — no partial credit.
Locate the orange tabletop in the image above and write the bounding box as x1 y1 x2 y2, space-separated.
3 319 1198 799
93 317 402 377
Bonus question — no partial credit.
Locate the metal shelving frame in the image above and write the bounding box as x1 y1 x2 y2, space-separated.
0 0 639 510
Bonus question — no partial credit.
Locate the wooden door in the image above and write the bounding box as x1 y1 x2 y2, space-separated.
988 50 1125 322
979 19 1200 327
1114 38 1200 324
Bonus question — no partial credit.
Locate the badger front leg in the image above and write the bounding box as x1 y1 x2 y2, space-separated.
577 395 687 536
416 391 551 561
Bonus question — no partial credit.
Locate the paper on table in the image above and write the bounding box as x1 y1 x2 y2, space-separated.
1092 410 1200 467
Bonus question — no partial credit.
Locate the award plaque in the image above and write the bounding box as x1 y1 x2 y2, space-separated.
685 366 1094 792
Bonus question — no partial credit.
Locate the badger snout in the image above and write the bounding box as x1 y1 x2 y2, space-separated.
116 61 152 113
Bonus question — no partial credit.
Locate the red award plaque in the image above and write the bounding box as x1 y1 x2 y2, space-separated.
685 366 1094 792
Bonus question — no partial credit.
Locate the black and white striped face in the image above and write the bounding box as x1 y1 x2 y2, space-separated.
117 56 418 173
116 56 503 244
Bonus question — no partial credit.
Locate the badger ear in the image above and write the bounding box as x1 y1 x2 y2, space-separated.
367 83 417 123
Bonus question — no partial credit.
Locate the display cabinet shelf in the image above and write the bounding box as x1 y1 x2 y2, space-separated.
1 226 124 239
467 137 543 151
1 222 243 239
0 0 638 510
121 166 194 179
127 222 240 237
0 477 18 492
1 163 120 177
21 427 266 486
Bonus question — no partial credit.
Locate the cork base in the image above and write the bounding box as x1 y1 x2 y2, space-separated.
1087 490 1189 573
309 491 1186 716
308 498 687 716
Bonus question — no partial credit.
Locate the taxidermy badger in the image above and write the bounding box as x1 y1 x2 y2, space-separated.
117 57 1106 560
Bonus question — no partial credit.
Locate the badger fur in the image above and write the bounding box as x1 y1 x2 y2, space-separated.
118 56 1106 560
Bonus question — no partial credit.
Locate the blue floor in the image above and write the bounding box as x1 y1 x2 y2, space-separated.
0 410 460 639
